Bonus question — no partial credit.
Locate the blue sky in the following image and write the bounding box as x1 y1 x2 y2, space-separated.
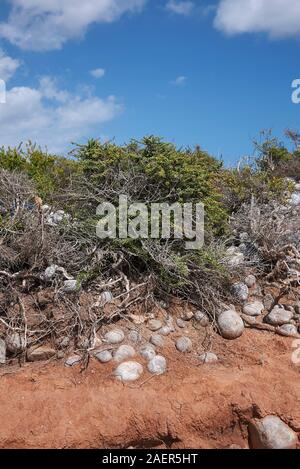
0 0 299 164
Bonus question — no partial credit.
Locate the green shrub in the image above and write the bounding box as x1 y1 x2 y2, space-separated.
72 136 229 236
0 142 78 199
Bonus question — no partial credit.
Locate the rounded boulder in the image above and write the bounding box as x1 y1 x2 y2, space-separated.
218 310 244 340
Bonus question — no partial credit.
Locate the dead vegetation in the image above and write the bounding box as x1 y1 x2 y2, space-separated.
0 167 232 362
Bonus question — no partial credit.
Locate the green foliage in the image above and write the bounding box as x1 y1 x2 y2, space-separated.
72 136 228 236
221 130 298 211
253 129 292 172
0 142 78 199
222 166 290 210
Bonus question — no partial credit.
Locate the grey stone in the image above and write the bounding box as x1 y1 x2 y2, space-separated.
158 326 172 336
114 361 143 382
44 264 58 281
244 274 256 288
150 334 164 347
104 329 125 344
176 318 187 328
47 209 70 226
218 310 244 340
6 333 25 353
98 291 113 307
95 350 113 363
114 344 136 362
243 301 264 317
65 354 81 367
147 355 167 375
147 319 162 331
128 330 141 343
232 282 249 302
289 192 300 206
249 415 298 449
0 338 6 364
266 307 293 326
62 279 78 293
277 324 298 337
194 311 210 327
175 337 192 353
198 352 218 364
139 344 156 361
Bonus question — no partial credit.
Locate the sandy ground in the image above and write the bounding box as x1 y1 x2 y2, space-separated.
0 327 299 449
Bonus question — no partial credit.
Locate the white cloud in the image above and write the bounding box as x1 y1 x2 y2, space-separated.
0 49 20 81
214 0 300 38
170 75 187 86
90 68 106 79
0 77 123 153
166 1 194 16
0 0 146 51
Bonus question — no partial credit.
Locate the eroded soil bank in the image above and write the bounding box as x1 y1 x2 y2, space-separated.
0 329 299 449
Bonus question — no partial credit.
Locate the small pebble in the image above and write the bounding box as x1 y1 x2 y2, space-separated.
104 329 125 344
266 307 293 326
114 361 143 382
95 350 113 363
150 334 164 347
114 344 136 362
232 282 249 302
44 264 57 282
243 301 264 317
128 330 141 343
277 324 298 337
139 344 156 361
147 319 162 331
244 274 256 288
198 352 218 364
176 318 187 328
147 355 167 375
194 311 210 327
98 291 113 306
175 337 192 353
62 279 78 294
65 355 81 367
158 326 172 336
6 333 26 353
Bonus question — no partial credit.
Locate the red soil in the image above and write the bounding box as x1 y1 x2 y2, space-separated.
0 328 299 449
